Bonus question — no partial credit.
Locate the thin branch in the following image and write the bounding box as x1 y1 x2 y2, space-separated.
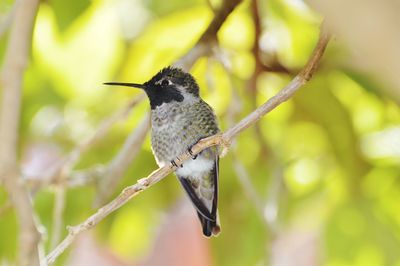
221 53 270 229
250 0 263 101
249 0 271 158
251 0 291 76
29 94 145 190
65 165 105 188
46 24 330 265
66 95 145 164
263 165 283 236
231 155 265 220
50 187 66 249
198 0 243 44
175 0 243 70
94 113 150 206
224 26 330 140
0 0 42 265
46 136 220 265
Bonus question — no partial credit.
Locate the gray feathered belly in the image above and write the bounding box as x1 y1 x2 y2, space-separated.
151 119 195 166
150 101 218 167
151 103 198 166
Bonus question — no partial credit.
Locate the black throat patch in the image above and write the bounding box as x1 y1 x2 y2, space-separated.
145 86 184 109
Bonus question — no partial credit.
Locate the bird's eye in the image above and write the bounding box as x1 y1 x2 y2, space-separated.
161 79 170 86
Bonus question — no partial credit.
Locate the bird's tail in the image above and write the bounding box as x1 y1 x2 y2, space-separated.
198 212 221 237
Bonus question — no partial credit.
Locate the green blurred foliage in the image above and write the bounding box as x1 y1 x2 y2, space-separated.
49 0 91 32
1 0 400 265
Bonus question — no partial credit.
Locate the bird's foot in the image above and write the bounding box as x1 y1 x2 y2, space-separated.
170 159 183 168
188 146 198 160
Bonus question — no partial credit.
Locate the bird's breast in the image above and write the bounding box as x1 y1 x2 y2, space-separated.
149 100 218 167
150 102 192 165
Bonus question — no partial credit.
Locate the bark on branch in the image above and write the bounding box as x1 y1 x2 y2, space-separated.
0 0 42 265
46 24 330 265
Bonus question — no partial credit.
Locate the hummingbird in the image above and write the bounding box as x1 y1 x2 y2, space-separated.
105 66 221 237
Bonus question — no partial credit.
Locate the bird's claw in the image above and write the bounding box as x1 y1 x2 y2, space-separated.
188 147 197 160
170 159 183 168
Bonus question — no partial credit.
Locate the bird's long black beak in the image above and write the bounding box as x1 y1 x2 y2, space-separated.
103 82 145 89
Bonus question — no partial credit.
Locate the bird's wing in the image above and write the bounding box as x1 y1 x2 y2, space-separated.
178 175 215 222
211 155 219 217
177 150 219 222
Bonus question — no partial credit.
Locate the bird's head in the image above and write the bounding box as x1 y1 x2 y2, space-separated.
105 66 200 109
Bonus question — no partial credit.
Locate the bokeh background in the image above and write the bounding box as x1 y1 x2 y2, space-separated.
1 0 400 265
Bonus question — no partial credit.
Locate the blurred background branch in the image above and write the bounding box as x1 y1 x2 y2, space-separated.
29 94 146 191
223 25 330 140
175 0 243 69
0 0 42 265
94 113 150 206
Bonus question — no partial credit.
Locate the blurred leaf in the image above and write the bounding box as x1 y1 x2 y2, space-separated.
342 69 386 96
48 0 91 32
218 5 255 51
326 202 400 265
122 6 212 82
293 75 370 184
33 2 123 102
